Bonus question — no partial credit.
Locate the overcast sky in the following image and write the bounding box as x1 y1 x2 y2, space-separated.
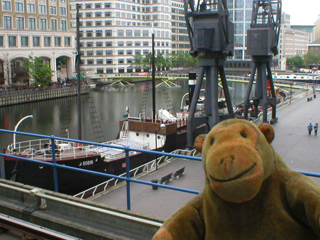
282 0 320 25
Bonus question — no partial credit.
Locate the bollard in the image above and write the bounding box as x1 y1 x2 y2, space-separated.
151 179 158 190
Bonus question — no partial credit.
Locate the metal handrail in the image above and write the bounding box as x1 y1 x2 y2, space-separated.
0 129 202 210
1 129 319 211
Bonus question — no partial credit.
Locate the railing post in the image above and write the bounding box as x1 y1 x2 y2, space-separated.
51 136 59 192
125 147 131 210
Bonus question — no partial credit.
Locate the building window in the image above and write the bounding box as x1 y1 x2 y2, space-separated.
105 30 112 37
39 5 46 14
0 36 3 47
85 3 91 9
117 30 124 37
118 59 124 64
118 50 124 55
65 37 71 46
54 37 61 46
106 59 113 64
28 18 36 30
4 16 12 29
126 30 132 37
15 2 23 12
127 41 132 46
96 42 103 47
135 41 140 46
8 36 16 47
105 3 111 8
87 51 94 56
86 21 92 27
106 68 113 73
106 50 112 56
96 30 102 37
127 50 132 55
86 12 92 17
105 20 112 26
87 59 94 64
87 42 93 47
51 19 57 31
106 41 112 46
40 19 47 30
95 12 102 17
32 36 40 47
97 68 103 74
27 3 35 13
134 30 141 37
2 1 11 11
97 59 103 64
143 41 149 46
44 36 51 46
50 6 57 15
105 11 111 17
95 3 101 8
16 17 24 30
61 20 67 31
127 58 132 64
143 30 148 37
86 31 93 37
96 21 102 26
118 41 124 46
96 50 103 56
60 7 66 15
21 36 28 46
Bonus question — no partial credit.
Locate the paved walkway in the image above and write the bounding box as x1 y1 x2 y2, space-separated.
92 93 320 219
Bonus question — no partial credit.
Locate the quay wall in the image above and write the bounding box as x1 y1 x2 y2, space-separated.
0 86 90 107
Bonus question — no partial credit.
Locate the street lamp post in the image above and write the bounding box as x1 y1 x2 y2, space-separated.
13 115 33 149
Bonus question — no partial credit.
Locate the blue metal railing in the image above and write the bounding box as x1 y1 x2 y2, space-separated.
1 129 320 211
0 129 202 210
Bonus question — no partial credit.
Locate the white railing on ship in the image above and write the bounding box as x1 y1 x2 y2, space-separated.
74 148 197 199
7 139 95 160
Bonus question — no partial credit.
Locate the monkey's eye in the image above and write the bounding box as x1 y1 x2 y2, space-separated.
210 138 215 145
240 132 247 138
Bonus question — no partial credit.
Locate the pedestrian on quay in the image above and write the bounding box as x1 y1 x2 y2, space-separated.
314 123 318 136
307 123 313 135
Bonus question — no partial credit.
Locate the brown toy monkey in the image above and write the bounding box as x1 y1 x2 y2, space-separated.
153 119 320 240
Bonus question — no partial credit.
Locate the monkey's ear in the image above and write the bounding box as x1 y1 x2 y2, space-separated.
194 134 207 153
258 123 274 144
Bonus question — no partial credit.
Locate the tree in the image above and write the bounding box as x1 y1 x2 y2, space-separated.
303 51 320 66
22 56 54 86
130 53 144 72
286 55 305 69
171 51 198 68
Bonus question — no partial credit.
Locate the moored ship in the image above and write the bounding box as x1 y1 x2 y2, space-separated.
3 109 205 195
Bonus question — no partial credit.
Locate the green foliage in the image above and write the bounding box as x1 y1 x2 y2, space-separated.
286 55 305 69
303 51 320 65
170 51 197 68
22 56 54 86
130 51 197 72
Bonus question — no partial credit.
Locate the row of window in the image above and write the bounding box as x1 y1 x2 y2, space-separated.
77 0 170 10
79 11 170 21
80 29 171 39
3 16 68 31
81 40 170 48
0 35 72 47
2 1 67 16
86 58 133 65
81 48 170 57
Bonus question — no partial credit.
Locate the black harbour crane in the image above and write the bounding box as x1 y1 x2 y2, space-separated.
184 0 235 147
244 0 282 123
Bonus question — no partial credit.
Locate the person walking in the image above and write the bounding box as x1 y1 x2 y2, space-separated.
307 123 313 135
314 123 318 136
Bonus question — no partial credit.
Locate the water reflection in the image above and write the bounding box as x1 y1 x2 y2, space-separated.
0 80 246 149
